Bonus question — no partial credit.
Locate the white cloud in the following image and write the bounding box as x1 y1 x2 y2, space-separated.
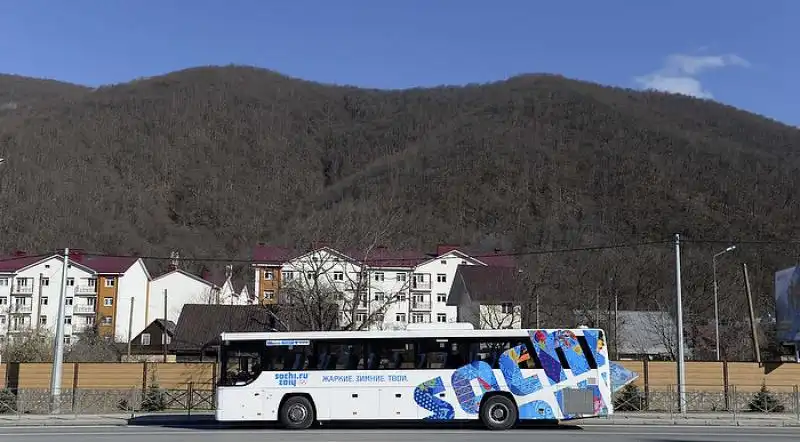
634 53 750 99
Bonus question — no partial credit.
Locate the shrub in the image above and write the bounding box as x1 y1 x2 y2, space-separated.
141 383 167 412
0 389 16 414
747 384 785 413
613 384 645 412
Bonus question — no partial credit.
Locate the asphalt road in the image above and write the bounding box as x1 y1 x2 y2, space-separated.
0 425 798 442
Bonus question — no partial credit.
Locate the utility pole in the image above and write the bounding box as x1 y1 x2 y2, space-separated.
49 247 69 414
126 297 134 360
163 289 168 363
712 245 736 361
674 234 687 414
742 264 761 364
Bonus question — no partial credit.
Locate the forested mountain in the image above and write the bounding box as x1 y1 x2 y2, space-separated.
1 66 798 359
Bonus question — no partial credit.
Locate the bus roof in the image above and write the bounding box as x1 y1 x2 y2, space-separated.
219 327 605 342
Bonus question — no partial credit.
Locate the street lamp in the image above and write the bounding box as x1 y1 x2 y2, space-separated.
712 245 736 361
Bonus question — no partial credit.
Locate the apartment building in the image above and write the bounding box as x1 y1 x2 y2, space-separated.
0 251 150 344
251 243 519 330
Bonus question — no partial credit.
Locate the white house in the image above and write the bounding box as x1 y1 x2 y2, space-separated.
447 265 524 329
147 269 219 329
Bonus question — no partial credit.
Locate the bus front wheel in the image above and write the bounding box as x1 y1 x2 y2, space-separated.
480 395 518 431
279 395 315 430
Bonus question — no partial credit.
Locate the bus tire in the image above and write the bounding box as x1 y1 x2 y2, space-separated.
480 394 518 431
279 395 315 430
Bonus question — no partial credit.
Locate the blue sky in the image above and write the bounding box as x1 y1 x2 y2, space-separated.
1 0 797 126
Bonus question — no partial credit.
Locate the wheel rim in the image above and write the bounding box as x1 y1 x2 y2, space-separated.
287 404 308 423
488 403 510 424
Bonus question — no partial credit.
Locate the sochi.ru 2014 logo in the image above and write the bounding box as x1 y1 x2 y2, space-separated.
274 372 309 387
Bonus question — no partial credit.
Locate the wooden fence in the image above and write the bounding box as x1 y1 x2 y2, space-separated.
1 362 216 390
1 361 799 392
616 360 800 393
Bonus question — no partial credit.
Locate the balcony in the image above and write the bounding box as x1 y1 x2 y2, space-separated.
74 285 97 295
411 280 432 290
9 304 33 314
11 285 33 295
73 305 96 314
411 300 432 311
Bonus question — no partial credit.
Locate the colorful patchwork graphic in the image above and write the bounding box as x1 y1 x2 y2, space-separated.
452 361 501 413
413 377 455 420
498 344 543 396
412 329 634 421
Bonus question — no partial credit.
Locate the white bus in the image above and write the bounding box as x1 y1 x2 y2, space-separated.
215 324 626 430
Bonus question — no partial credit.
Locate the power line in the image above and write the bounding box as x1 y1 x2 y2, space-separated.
682 239 800 246
73 239 672 264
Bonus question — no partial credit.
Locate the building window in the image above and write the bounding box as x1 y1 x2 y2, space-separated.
103 297 113 306
17 278 28 286
264 290 275 300
0 298 7 305
375 314 384 323
332 271 344 281
397 292 407 301
41 277 50 286
282 271 294 280
64 316 72 325
141 333 151 346
41 297 48 305
88 278 97 287
86 316 95 326
440 260 447 265
65 297 73 306
356 313 367 322
64 336 71 345
0 316 5 325
436 274 447 283
437 313 447 323
102 316 112 325
396 273 406 282
162 334 171 345
374 292 385 302
501 303 513 314
373 272 384 282
263 270 273 280
104 277 115 288
0 278 7 286
67 278 75 286
436 293 447 303
88 297 96 306
396 313 406 323
305 272 314 280
40 316 47 325
411 313 426 324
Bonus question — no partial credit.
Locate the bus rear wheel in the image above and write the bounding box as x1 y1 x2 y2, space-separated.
480 395 518 431
279 395 315 430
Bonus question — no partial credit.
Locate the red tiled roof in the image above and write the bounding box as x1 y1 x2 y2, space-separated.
345 247 431 268
0 254 50 273
80 256 139 274
252 244 298 265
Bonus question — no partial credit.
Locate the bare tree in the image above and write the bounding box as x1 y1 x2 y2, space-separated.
276 246 411 331
65 326 122 362
1 329 53 362
478 303 521 329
